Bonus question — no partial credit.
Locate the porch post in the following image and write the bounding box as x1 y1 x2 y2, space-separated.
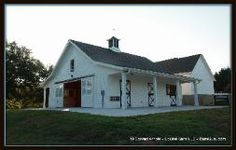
153 76 158 107
121 72 127 109
176 80 182 106
43 87 46 108
193 80 199 106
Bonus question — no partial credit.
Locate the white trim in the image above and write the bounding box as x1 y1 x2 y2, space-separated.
109 46 121 52
84 60 200 83
95 61 123 70
191 55 215 81
214 93 230 95
123 67 200 83
69 40 96 64
193 81 199 106
200 55 216 81
43 87 46 108
121 72 127 109
55 74 95 84
153 76 158 107
41 42 71 86
175 72 191 77
176 80 182 106
42 40 97 86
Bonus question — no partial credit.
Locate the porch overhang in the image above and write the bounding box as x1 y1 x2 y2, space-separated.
122 67 201 83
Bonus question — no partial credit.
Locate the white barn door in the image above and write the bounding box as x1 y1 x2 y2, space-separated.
81 77 94 107
54 84 64 108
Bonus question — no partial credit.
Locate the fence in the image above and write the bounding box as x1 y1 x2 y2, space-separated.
214 93 231 106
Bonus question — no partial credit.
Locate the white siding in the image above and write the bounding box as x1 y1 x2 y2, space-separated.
107 75 121 108
181 82 192 95
129 75 152 107
181 56 215 95
191 56 214 94
95 65 122 108
81 77 94 107
45 42 190 108
156 78 179 107
46 43 97 108
102 72 181 108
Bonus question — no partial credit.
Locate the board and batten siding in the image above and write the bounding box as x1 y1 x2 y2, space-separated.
45 41 187 108
93 65 122 108
181 56 214 95
156 78 182 107
46 43 97 108
100 71 181 108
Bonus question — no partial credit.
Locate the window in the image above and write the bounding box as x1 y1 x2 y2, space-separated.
82 88 86 95
82 79 92 95
59 88 62 97
110 96 120 101
55 88 63 97
70 59 74 72
55 88 59 97
109 40 113 47
166 84 176 96
87 88 92 94
114 39 118 47
87 80 92 86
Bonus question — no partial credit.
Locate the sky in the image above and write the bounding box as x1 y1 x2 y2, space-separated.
6 5 231 74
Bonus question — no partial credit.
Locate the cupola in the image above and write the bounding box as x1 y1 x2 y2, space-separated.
107 36 120 52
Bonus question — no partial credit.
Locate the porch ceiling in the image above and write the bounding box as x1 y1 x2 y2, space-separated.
109 67 201 83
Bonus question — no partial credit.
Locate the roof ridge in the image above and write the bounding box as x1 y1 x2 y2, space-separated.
69 39 201 74
120 51 154 62
155 54 201 63
70 39 109 51
70 39 154 63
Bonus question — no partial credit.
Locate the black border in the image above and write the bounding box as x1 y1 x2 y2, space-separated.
1 0 235 150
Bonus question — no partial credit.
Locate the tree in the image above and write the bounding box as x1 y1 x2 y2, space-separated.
6 41 53 104
214 67 231 93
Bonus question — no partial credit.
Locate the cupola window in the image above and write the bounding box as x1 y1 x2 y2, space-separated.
107 36 120 52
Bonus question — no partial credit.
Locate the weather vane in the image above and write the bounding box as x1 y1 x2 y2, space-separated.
112 28 116 36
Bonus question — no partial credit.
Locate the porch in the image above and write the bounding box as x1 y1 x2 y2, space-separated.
107 67 201 109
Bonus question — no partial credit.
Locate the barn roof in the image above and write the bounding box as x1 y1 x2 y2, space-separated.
42 40 203 85
70 40 172 74
71 40 201 74
155 54 201 73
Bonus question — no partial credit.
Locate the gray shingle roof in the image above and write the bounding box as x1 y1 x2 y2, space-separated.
70 40 171 74
70 39 200 74
155 54 201 73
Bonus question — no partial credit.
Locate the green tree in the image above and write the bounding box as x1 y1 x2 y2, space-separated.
6 41 53 106
214 67 231 93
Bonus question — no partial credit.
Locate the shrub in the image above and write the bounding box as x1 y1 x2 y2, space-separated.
22 100 42 108
7 99 43 109
6 99 23 109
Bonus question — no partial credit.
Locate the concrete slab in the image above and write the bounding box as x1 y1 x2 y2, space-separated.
25 106 228 117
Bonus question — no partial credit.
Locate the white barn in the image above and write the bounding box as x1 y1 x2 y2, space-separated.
155 54 215 105
42 37 214 109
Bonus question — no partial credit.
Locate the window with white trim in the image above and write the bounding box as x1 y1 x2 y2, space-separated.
55 87 63 97
166 84 176 96
82 80 92 95
70 59 74 72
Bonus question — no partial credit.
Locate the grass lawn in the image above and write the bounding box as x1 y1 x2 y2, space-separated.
6 107 231 145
